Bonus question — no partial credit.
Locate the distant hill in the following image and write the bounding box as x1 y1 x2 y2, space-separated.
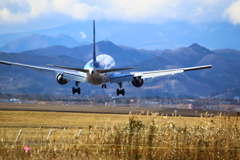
0 34 87 53
213 49 240 65
22 41 156 67
0 42 240 98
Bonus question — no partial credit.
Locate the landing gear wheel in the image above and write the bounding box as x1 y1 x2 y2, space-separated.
77 87 81 94
116 82 125 96
72 87 75 94
72 81 81 95
122 89 125 96
102 84 107 88
116 88 125 96
72 87 81 95
117 88 120 96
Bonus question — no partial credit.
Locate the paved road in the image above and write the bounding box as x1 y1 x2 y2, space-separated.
0 103 236 117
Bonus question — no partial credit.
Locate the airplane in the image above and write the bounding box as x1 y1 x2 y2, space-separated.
0 20 212 96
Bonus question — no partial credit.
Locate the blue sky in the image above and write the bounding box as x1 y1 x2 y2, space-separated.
0 0 240 34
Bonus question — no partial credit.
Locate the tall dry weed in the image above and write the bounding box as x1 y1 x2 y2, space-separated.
1 113 240 159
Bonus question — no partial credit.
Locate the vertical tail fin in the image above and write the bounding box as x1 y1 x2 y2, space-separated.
93 20 97 67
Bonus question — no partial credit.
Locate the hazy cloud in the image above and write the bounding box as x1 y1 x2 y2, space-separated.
224 0 240 24
0 0 51 22
0 0 239 24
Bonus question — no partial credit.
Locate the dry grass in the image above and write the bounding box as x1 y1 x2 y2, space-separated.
0 110 240 159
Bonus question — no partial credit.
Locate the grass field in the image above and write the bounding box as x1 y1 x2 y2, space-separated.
0 107 240 159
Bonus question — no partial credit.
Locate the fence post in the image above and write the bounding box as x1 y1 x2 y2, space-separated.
47 129 54 140
16 129 22 141
77 129 82 138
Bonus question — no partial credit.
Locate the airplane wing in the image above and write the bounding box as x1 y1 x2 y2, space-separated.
130 65 212 79
110 65 212 83
46 64 137 73
0 60 87 82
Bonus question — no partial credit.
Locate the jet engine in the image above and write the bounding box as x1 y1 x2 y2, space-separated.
56 74 70 85
132 77 144 87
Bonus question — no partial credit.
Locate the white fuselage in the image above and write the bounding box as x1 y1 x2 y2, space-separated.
84 54 115 85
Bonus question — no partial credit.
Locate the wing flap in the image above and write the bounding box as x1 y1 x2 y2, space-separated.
63 72 86 82
98 67 137 73
0 60 56 76
47 64 89 73
141 70 184 79
110 73 134 83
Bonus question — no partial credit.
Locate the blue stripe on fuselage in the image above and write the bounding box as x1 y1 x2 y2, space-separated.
84 54 115 70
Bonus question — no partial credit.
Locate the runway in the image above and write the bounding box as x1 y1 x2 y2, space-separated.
0 103 235 117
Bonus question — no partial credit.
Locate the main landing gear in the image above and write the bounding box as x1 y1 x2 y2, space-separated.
117 82 125 96
72 81 81 94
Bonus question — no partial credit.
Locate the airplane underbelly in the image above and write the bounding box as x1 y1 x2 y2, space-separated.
87 73 108 85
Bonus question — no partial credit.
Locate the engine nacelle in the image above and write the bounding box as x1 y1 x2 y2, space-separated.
56 74 70 85
132 77 144 87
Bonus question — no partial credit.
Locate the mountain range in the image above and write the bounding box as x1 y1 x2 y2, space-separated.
0 21 240 51
0 41 240 98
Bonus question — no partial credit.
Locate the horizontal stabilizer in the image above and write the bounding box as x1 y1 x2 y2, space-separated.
47 64 89 73
97 67 137 73
47 64 136 74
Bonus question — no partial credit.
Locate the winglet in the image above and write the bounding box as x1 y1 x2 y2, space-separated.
93 20 97 67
